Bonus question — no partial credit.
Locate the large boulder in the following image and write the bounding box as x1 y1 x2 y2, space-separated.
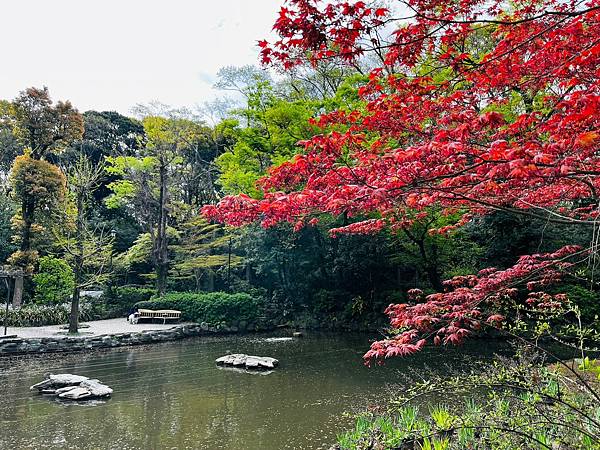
30 374 112 400
215 354 279 370
80 379 113 397
30 374 89 391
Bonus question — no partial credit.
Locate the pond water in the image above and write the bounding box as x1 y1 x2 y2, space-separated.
0 332 507 449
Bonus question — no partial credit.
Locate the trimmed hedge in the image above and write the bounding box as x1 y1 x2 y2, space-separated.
134 292 263 326
104 286 156 317
1 302 103 327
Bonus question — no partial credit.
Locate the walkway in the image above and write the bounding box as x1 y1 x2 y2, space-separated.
3 318 191 339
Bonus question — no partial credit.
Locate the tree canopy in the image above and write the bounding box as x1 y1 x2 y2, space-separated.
204 0 600 361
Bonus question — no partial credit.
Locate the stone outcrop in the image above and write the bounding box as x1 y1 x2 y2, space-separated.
30 374 113 400
215 354 279 370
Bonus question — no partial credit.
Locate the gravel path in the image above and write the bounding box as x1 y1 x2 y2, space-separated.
3 318 191 339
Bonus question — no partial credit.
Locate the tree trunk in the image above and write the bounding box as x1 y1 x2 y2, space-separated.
404 229 444 293
155 162 169 295
207 271 215 291
20 196 35 252
414 240 443 292
69 193 85 334
425 264 444 293
69 285 80 334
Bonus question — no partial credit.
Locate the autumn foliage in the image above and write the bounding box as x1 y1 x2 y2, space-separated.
203 0 600 361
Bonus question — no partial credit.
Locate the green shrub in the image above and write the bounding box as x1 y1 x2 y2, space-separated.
104 286 156 317
1 301 102 327
33 256 75 305
557 284 600 324
134 291 263 326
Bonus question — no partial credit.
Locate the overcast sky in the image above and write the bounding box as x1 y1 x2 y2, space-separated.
0 0 281 115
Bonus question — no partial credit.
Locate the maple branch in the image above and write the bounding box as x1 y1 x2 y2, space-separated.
399 1 600 26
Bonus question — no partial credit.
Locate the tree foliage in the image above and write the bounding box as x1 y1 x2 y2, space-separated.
32 256 75 305
204 0 600 360
11 87 83 160
9 154 67 270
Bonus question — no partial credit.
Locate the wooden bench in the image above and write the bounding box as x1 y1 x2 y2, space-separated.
136 309 182 324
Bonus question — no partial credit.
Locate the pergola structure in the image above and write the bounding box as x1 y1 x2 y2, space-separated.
0 266 24 336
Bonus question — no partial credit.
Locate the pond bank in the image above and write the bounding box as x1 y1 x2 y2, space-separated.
0 322 256 356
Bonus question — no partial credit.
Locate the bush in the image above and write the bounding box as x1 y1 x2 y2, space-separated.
33 256 75 305
104 286 156 317
1 301 103 327
557 284 600 324
134 291 263 326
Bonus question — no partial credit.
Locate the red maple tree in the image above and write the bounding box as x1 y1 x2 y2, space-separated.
203 0 600 362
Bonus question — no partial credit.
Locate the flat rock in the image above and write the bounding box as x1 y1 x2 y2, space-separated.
264 337 293 342
31 374 112 401
55 386 78 394
215 354 279 370
80 379 113 397
30 374 89 391
58 387 92 400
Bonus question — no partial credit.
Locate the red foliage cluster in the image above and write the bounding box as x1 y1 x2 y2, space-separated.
202 0 600 360
205 0 600 234
363 245 582 363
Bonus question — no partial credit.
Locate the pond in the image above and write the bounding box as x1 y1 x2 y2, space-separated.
0 332 507 449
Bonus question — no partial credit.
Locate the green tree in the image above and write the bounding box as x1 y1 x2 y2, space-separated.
106 115 207 294
0 191 16 264
11 87 83 160
171 218 243 292
214 75 319 196
6 87 83 259
0 100 22 178
8 154 67 271
33 256 75 305
59 155 112 333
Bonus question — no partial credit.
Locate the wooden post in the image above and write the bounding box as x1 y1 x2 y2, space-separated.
3 278 10 336
12 272 23 308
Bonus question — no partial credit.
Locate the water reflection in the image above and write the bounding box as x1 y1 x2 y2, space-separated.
0 332 508 449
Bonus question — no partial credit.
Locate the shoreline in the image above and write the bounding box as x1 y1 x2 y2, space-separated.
0 322 255 357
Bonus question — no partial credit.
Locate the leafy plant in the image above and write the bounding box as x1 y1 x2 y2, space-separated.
1 301 102 327
32 256 75 305
104 286 155 317
337 349 600 449
134 291 263 327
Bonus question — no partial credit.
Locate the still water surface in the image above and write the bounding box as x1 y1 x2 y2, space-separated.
0 332 505 449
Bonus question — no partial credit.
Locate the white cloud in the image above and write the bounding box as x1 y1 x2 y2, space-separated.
0 0 281 114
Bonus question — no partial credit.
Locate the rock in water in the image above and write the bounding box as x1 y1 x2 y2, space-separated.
80 379 113 397
55 386 79 394
246 356 278 369
264 337 293 342
215 354 279 370
30 374 112 400
58 387 92 400
30 374 89 391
